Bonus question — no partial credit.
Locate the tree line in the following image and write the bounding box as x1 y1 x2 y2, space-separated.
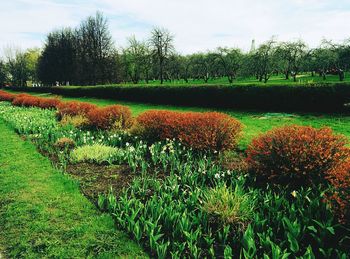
1 12 350 87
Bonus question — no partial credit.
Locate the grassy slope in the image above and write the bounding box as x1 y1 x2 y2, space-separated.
8 90 350 149
0 121 147 258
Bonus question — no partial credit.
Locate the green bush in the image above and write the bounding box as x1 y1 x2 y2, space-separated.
70 144 121 164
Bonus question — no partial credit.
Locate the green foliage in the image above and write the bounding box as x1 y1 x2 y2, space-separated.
70 144 121 164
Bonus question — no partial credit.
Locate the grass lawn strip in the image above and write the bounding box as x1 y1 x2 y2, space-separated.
0 121 147 258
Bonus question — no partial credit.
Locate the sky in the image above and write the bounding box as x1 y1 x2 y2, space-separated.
0 0 349 55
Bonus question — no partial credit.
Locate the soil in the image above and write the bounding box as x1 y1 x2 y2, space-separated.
66 162 135 203
36 146 137 206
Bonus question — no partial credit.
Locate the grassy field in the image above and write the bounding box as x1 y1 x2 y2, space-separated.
64 74 348 88
8 90 350 150
0 121 146 258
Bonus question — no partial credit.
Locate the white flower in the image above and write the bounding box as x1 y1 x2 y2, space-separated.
126 142 130 147
214 173 220 179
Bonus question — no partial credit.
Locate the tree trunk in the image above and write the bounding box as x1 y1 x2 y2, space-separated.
285 70 289 80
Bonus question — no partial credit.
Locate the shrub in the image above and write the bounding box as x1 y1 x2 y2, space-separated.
0 90 16 101
12 94 61 109
12 94 40 107
37 97 61 109
246 125 350 186
57 101 97 119
8 83 350 113
54 137 76 150
201 185 255 229
70 144 120 164
87 105 133 130
60 114 90 128
326 160 350 223
136 110 242 151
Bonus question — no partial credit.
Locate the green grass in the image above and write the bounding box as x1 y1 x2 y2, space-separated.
0 120 147 258
8 90 350 150
59 73 349 88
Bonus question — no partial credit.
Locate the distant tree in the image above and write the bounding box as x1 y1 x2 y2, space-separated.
123 36 149 84
178 55 192 83
321 39 350 81
191 53 212 83
312 45 337 80
24 48 41 85
38 28 77 85
215 47 242 83
166 54 184 81
149 27 175 84
4 46 28 87
0 60 7 87
76 11 118 85
276 40 307 81
253 38 277 83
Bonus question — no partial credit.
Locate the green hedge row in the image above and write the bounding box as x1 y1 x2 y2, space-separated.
5 84 350 113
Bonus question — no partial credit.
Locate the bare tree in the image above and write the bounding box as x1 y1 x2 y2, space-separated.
149 27 174 84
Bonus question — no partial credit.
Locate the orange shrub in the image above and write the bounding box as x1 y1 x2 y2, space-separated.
87 105 133 130
136 110 242 151
12 94 40 107
325 160 350 223
37 97 61 109
57 101 97 119
246 125 350 186
0 90 16 101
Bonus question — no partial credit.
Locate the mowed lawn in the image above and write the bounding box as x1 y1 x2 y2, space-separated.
7 90 350 149
0 121 147 258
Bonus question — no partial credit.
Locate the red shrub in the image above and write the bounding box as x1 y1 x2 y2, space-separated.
12 94 41 107
0 90 16 101
136 110 242 151
325 160 350 223
57 101 97 118
246 125 350 186
37 98 62 109
87 105 133 130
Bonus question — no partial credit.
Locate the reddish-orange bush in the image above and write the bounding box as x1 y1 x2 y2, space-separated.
136 110 242 151
0 90 16 101
37 97 61 109
326 160 350 223
246 125 350 186
57 101 97 119
12 94 61 109
87 105 133 130
12 94 40 107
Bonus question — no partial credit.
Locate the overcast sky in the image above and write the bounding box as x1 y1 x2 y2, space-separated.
0 0 349 54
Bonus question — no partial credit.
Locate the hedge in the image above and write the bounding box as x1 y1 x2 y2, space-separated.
5 83 350 113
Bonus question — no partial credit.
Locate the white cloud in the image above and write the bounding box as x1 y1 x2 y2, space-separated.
0 0 349 55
